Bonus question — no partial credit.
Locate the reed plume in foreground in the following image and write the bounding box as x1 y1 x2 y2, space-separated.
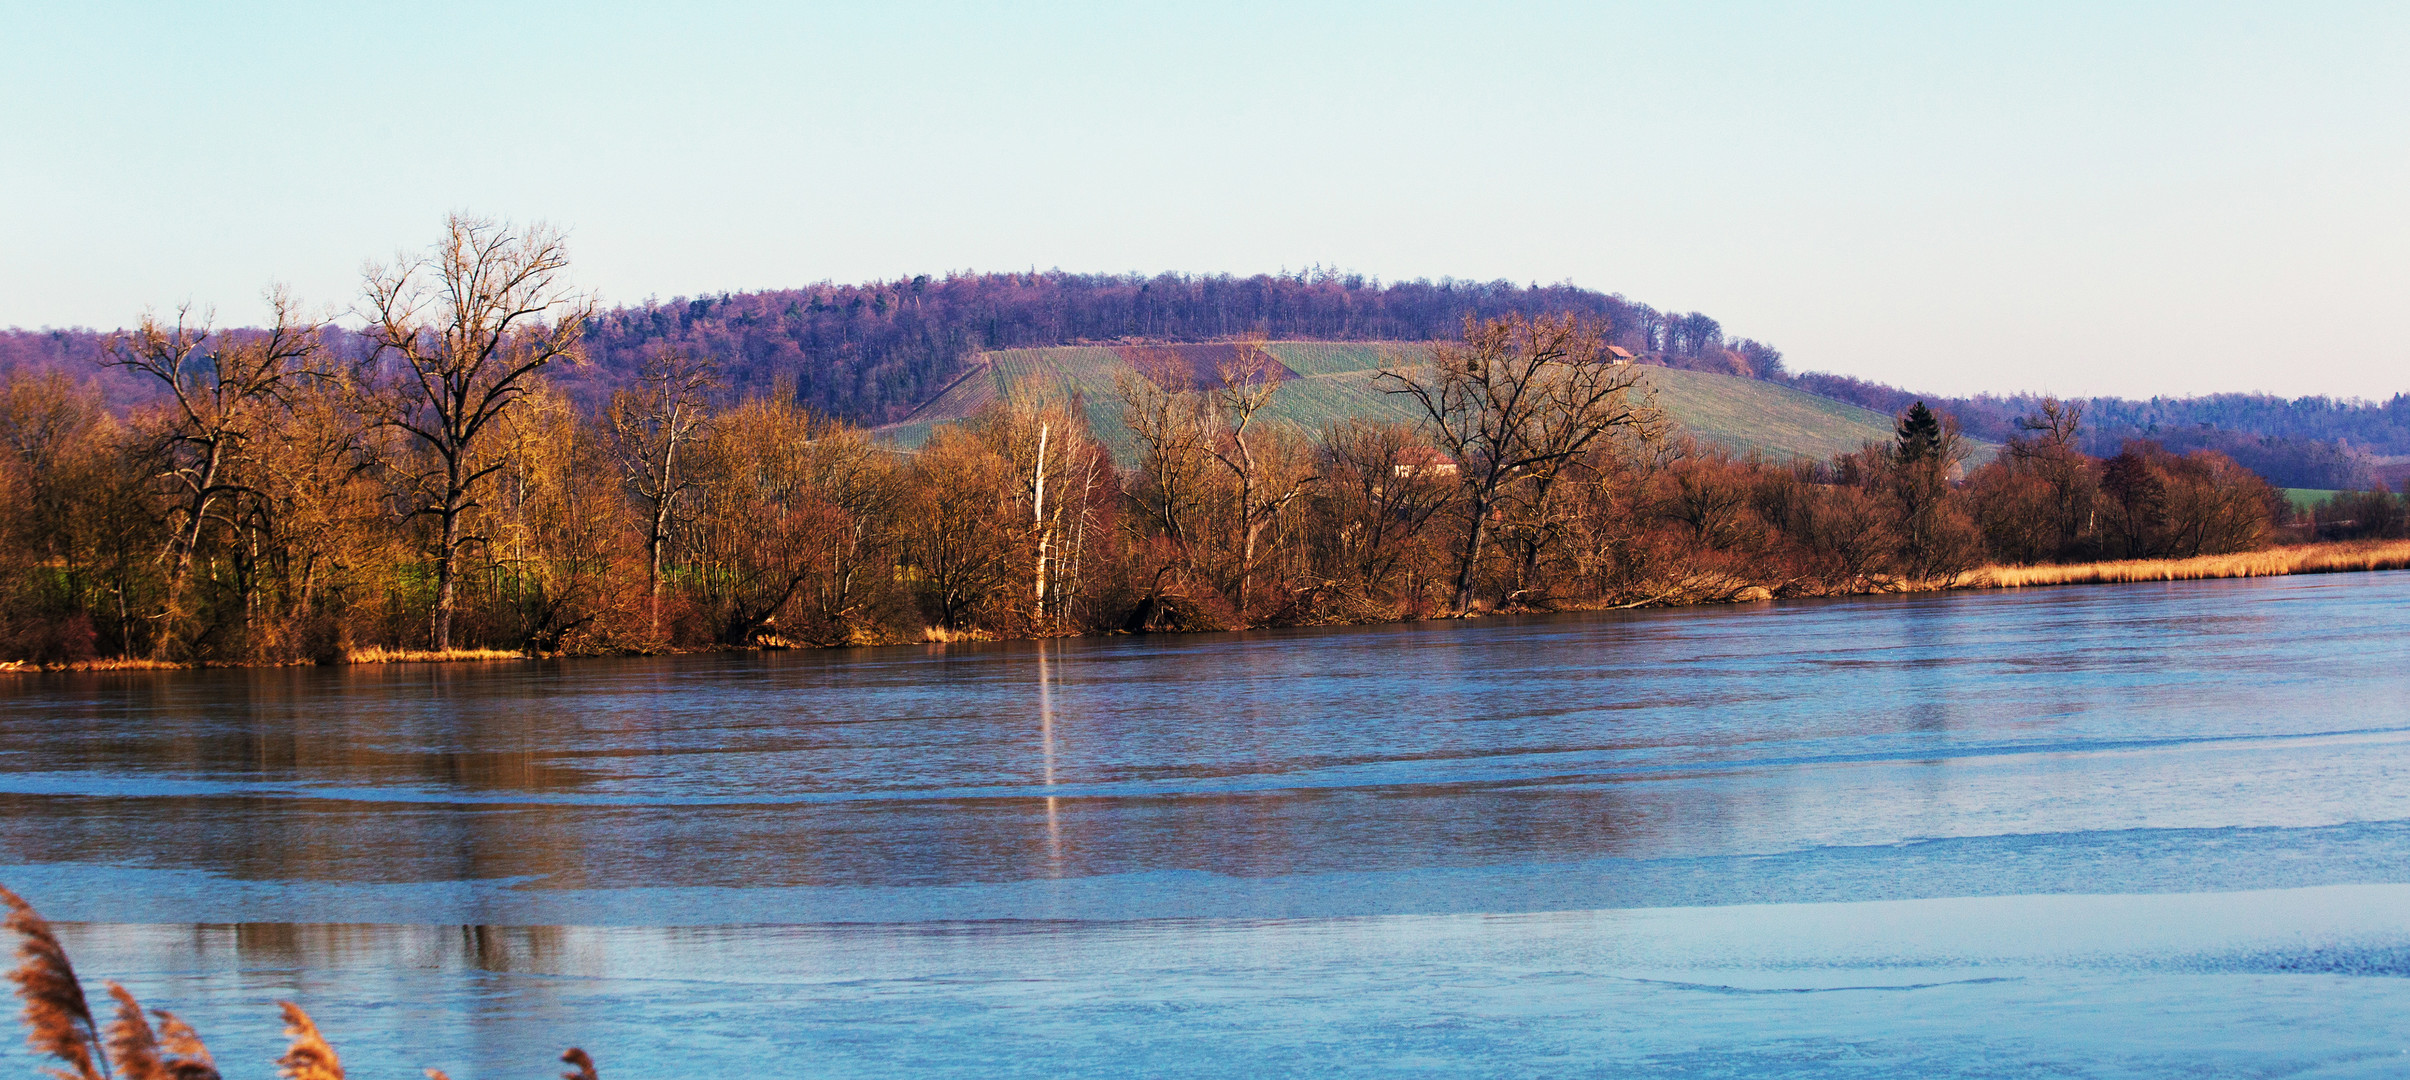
151 1011 214 1080
276 1003 342 1080
105 981 218 1080
4 885 104 1080
7 881 599 1080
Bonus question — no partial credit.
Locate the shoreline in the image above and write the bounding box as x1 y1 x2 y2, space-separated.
1956 539 2410 588
8 538 2409 675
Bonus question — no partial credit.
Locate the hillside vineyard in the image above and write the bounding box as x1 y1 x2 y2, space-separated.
12 271 2404 490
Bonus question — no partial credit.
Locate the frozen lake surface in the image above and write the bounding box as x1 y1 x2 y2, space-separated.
5 574 2409 1076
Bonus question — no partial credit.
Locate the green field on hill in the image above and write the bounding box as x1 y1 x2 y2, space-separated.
876 342 1984 467
2284 488 2344 513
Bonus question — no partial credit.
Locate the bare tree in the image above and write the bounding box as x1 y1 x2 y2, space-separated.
362 214 591 649
608 347 719 638
1118 361 1216 560
1201 340 1317 614
900 422 1019 631
107 290 321 653
1312 418 1456 602
2008 397 2095 552
981 397 1097 627
1379 313 1655 614
1119 340 1317 620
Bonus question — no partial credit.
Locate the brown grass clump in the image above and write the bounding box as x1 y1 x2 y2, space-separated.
4 885 104 1080
6 880 597 1079
104 981 219 1080
0 658 186 675
343 646 526 665
101 984 162 1080
275 1002 342 1080
1966 539 2410 590
152 1011 214 1076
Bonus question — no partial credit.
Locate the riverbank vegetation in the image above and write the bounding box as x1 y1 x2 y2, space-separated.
1967 538 2410 588
2 217 2388 670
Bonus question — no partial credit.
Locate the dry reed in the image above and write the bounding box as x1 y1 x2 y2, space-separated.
274 1003 342 1080
101 982 215 1080
104 983 166 1080
4 885 104 1080
0 658 186 675
147 1002 218 1080
343 646 526 665
151 1012 213 1078
1965 539 2410 590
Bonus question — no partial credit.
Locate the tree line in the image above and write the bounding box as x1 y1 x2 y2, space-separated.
562 269 1790 422
18 257 2400 491
0 220 2292 665
1788 372 2410 490
4 269 1784 426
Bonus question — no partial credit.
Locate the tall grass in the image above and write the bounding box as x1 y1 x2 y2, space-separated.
0 658 185 674
5 884 595 1079
342 646 527 665
1 648 527 674
1964 539 2410 589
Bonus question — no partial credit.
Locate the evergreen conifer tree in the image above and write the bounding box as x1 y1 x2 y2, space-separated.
1895 401 1944 464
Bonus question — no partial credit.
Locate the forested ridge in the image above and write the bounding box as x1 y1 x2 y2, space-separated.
9 268 2399 489
1786 374 2410 489
3 269 1781 423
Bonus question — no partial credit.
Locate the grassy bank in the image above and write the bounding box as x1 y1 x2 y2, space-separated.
342 646 530 665
0 646 533 674
1962 538 2410 589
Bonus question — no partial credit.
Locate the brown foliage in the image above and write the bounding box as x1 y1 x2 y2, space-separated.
4 886 103 1080
0 301 2315 664
1378 313 1658 612
102 982 218 1080
275 1002 343 1080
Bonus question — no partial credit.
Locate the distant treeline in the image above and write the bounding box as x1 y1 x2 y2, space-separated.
0 222 2293 665
13 268 2395 490
569 269 1788 421
1787 372 2410 489
3 269 1781 424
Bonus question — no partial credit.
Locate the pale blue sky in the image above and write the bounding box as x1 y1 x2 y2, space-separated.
4 1 2404 398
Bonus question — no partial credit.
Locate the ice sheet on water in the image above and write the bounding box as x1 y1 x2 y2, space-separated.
16 884 2410 1079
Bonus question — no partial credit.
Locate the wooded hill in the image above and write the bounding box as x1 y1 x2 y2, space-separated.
3 268 2398 488
1 271 1785 423
1788 373 2409 490
876 341 1951 468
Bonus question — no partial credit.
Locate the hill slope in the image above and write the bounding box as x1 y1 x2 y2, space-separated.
876 342 1976 466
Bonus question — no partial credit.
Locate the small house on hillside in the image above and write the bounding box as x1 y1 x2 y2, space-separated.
1393 446 1460 479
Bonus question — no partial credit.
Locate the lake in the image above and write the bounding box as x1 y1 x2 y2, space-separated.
4 573 2409 1077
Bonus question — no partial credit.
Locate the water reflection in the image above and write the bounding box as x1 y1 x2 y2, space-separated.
6 575 2410 1076
1033 640 1059 876
28 882 2410 1080
0 574 2404 916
